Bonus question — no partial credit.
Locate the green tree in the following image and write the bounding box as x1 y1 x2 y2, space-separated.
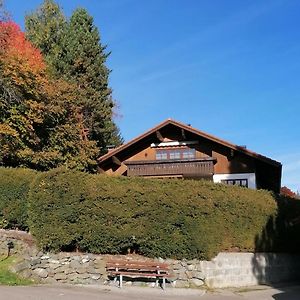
60 8 122 151
25 0 66 74
26 2 122 153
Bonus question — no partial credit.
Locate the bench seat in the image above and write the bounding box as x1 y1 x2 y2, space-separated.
106 259 170 289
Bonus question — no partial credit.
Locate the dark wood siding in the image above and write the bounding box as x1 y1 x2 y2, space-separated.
125 158 215 178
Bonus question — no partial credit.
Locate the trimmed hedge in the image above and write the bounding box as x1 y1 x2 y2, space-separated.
27 168 300 259
1 167 300 259
0 168 36 230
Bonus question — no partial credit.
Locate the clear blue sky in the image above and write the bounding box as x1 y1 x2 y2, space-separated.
5 0 300 192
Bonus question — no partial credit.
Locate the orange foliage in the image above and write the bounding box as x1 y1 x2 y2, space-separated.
0 21 45 71
280 186 296 198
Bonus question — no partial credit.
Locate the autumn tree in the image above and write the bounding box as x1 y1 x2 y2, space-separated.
0 21 99 171
280 186 297 198
25 2 122 153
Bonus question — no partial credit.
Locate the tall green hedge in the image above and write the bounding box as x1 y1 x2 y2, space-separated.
26 168 300 259
1 167 300 259
0 168 36 230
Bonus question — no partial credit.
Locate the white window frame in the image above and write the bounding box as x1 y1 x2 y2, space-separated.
213 173 256 189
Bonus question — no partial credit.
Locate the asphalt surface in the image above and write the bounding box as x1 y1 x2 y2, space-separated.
0 284 300 300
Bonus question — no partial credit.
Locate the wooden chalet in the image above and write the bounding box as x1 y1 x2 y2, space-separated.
98 119 282 193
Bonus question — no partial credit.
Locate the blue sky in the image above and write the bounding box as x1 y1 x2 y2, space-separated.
5 0 300 192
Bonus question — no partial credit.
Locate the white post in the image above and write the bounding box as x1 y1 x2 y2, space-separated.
162 277 166 290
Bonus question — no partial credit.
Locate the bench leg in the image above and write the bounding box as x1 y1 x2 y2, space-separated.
162 277 166 290
119 274 123 288
155 277 159 287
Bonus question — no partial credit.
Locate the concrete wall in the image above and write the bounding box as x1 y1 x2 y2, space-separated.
200 252 300 288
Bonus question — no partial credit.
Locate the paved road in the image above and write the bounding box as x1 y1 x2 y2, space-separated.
0 284 300 300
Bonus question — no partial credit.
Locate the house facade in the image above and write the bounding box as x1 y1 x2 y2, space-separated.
98 119 282 193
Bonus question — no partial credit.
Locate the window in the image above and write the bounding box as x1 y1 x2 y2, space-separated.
156 150 168 160
221 179 248 188
169 150 181 159
182 149 196 159
156 148 196 160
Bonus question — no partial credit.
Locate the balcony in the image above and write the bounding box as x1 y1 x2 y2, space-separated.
124 157 216 178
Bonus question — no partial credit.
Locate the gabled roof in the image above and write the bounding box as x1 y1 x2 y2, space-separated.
98 118 281 167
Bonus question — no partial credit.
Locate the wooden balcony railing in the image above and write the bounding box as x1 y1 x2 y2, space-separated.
124 158 216 178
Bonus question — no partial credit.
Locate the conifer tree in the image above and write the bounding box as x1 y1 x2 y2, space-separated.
26 2 122 153
25 0 66 73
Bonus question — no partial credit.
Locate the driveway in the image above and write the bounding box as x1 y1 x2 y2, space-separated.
0 284 300 300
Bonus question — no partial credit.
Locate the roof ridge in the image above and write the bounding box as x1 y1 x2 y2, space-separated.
98 118 281 167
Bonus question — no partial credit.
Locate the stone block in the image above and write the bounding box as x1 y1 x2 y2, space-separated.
77 267 89 274
178 271 187 280
53 266 65 274
172 263 181 270
48 263 61 270
190 278 204 287
30 258 41 266
43 277 57 284
48 259 60 264
12 261 31 273
86 267 97 274
68 273 80 281
191 271 204 279
33 268 48 278
76 273 89 279
40 255 50 260
187 264 196 271
19 269 32 279
70 260 81 269
54 273 67 280
91 274 101 280
174 280 189 288
185 271 193 279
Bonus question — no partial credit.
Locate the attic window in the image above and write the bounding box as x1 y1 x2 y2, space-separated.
156 150 168 160
156 148 196 160
182 149 196 159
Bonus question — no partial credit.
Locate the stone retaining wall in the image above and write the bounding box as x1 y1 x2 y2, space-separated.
12 252 107 285
12 252 205 287
0 229 37 257
2 230 300 288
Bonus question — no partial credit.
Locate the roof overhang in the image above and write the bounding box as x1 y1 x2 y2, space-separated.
98 118 282 168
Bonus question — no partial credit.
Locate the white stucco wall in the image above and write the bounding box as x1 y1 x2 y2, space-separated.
213 173 256 189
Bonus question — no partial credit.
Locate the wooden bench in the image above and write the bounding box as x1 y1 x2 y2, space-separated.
106 259 170 289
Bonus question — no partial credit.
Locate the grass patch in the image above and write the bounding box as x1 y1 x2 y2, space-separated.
0 256 33 286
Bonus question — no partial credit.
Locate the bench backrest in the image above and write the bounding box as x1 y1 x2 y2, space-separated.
106 260 169 273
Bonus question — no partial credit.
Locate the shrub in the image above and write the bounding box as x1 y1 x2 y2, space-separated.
2 166 299 259
0 167 36 230
27 168 300 259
